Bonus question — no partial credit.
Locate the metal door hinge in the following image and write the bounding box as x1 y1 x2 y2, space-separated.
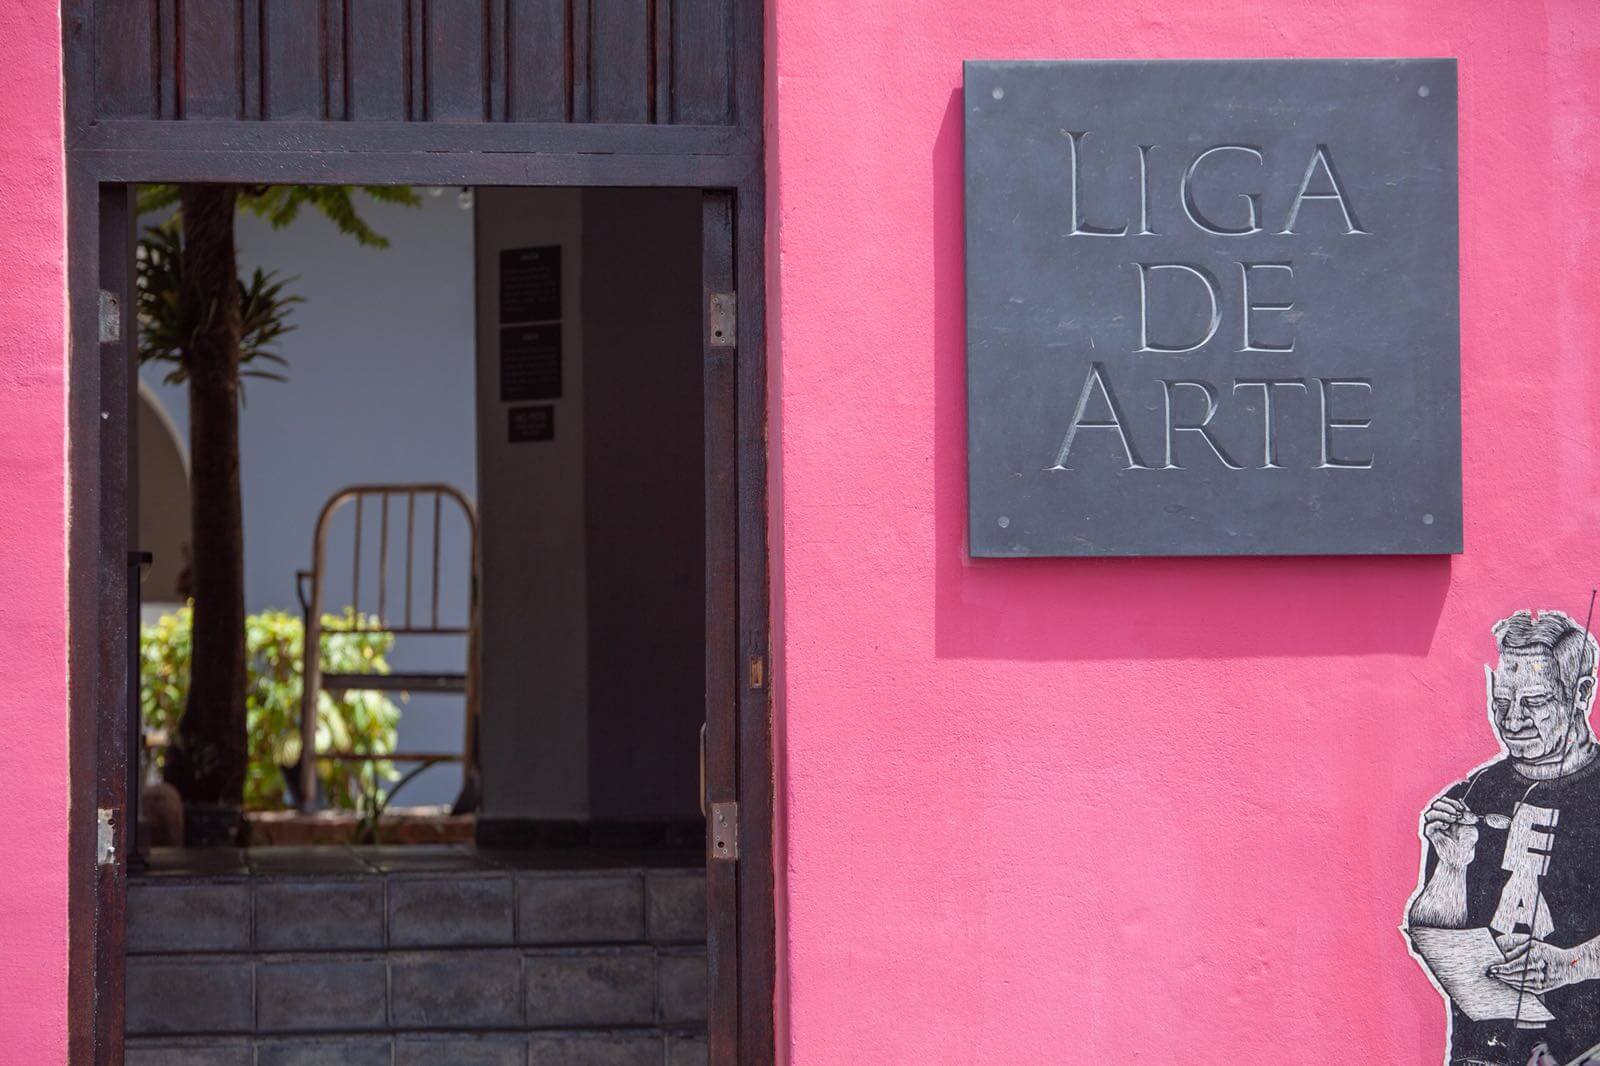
709 292 736 348
710 800 739 862
98 290 121 343
96 808 116 866
749 655 765 690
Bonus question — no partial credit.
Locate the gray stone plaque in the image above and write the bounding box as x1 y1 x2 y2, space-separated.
965 59 1461 556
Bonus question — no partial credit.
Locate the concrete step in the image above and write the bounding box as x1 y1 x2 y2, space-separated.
125 857 709 1044
126 946 708 1037
128 866 706 954
125 1031 709 1066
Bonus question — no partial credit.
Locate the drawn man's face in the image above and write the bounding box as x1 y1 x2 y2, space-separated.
1490 649 1575 762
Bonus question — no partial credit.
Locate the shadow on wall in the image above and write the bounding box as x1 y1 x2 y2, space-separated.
928 90 1451 662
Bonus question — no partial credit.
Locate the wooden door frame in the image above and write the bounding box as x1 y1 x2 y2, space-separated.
63 62 772 1066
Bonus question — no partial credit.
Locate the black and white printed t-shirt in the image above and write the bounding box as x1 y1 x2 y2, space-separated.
1429 755 1600 1065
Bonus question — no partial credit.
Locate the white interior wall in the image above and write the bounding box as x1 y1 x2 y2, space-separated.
473 187 590 819
138 381 190 605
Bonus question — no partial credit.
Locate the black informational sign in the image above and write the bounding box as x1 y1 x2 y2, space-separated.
499 324 562 401
500 246 562 324
964 59 1461 557
508 404 555 443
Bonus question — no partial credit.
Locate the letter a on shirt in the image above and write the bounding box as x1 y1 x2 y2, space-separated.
1492 803 1559 940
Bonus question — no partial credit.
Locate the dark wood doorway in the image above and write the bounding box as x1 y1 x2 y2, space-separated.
64 4 771 1063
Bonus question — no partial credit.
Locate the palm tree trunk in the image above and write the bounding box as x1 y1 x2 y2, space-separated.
164 183 249 819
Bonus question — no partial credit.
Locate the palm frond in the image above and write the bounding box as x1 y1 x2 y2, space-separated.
136 183 415 383
238 267 304 366
137 184 182 215
358 186 424 208
137 225 305 381
136 220 189 375
238 185 419 249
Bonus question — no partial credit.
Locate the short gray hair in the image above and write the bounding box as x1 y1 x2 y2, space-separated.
1493 609 1599 700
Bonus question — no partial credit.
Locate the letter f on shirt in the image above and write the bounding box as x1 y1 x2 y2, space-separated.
1493 803 1560 940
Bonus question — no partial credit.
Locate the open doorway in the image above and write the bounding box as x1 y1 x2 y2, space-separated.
65 4 770 1062
112 183 739 1062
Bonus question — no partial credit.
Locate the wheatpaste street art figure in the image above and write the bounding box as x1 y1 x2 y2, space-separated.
1407 607 1600 1066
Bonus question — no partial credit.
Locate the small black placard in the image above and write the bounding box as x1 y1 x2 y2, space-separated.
508 405 555 443
500 246 562 324
499 323 562 402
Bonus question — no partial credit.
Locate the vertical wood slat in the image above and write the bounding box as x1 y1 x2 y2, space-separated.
672 0 731 124
179 0 246 118
486 0 507 121
701 190 739 1066
588 0 650 123
94 0 159 118
408 0 425 120
734 180 776 1066
262 0 327 119
571 0 590 121
345 0 409 119
64 0 98 135
65 166 102 1066
731 0 758 134
505 0 567 121
241 0 262 117
652 0 670 124
326 0 345 120
94 184 137 1066
157 0 179 118
424 0 489 121
731 30 773 1054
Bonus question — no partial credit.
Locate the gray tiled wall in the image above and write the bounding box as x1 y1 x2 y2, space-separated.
127 1033 709 1066
125 865 709 1049
128 867 704 954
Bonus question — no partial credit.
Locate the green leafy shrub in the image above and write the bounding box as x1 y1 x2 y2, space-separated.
141 606 401 810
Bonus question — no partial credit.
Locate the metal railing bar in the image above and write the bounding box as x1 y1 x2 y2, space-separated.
432 491 442 630
377 492 389 625
352 493 363 615
321 671 467 693
405 489 416 629
320 626 472 636
315 751 463 763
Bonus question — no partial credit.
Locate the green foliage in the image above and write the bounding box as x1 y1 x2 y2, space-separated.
136 219 304 388
237 185 424 249
135 183 420 380
141 606 402 810
136 184 423 249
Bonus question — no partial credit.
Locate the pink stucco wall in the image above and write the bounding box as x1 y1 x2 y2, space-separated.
770 0 1598 1061
0 0 66 1062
